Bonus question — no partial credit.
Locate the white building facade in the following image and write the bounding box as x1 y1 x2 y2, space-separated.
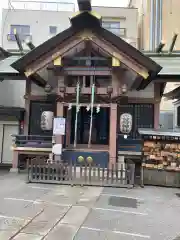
1 1 138 49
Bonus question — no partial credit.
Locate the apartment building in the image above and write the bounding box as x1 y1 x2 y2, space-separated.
1 1 75 49
130 0 180 51
1 1 138 50
93 6 138 48
129 0 180 128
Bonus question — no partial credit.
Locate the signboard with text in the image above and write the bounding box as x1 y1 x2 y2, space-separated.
53 117 66 135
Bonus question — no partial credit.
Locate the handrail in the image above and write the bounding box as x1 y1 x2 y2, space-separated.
12 134 52 148
10 0 75 12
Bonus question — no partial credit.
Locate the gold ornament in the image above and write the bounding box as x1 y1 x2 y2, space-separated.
77 156 84 163
86 156 93 164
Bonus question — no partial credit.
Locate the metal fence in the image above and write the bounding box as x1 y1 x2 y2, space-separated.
28 158 135 188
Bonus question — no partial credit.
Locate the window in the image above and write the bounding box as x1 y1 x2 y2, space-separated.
102 20 126 37
9 25 30 41
102 21 120 35
10 25 30 35
177 106 180 126
49 26 57 35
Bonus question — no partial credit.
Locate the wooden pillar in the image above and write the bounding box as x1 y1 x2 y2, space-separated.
154 83 161 130
109 103 117 166
24 79 31 135
56 74 65 145
66 110 72 147
55 102 64 145
154 101 160 129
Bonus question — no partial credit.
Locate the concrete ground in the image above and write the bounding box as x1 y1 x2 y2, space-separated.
0 171 180 239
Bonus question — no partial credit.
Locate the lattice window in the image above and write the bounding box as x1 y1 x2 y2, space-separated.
119 104 154 139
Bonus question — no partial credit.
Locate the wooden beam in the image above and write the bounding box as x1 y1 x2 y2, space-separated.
91 36 149 79
24 78 31 134
59 41 85 58
47 66 111 76
14 29 24 54
128 98 156 103
29 73 47 87
85 40 92 56
24 37 84 77
65 69 111 75
27 94 61 101
130 76 144 90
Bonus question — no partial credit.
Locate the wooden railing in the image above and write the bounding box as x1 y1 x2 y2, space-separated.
27 157 135 188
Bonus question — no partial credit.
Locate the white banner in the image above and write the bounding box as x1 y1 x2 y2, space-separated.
53 117 66 135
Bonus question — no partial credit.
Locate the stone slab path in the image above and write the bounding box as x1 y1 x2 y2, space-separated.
0 172 180 239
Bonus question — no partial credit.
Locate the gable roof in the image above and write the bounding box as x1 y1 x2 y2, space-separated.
11 11 162 79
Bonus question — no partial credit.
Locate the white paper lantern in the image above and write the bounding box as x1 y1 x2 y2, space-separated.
120 113 132 134
41 111 54 130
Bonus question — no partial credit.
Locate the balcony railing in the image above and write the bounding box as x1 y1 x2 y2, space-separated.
103 27 126 37
12 135 52 148
10 0 75 12
7 34 32 42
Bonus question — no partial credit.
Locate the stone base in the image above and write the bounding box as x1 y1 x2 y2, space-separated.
9 168 19 173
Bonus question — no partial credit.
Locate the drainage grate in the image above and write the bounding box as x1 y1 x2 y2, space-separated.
108 196 137 208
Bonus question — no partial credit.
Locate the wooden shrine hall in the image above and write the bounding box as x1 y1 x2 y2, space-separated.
6 0 164 170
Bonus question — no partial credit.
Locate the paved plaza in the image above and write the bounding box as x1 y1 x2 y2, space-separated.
0 171 180 239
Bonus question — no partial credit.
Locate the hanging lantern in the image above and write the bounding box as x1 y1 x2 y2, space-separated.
41 111 54 130
120 113 132 134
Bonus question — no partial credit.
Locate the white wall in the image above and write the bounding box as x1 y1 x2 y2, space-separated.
1 8 73 49
0 80 25 107
2 6 138 50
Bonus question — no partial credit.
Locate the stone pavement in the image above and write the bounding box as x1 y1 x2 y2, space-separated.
0 171 180 239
